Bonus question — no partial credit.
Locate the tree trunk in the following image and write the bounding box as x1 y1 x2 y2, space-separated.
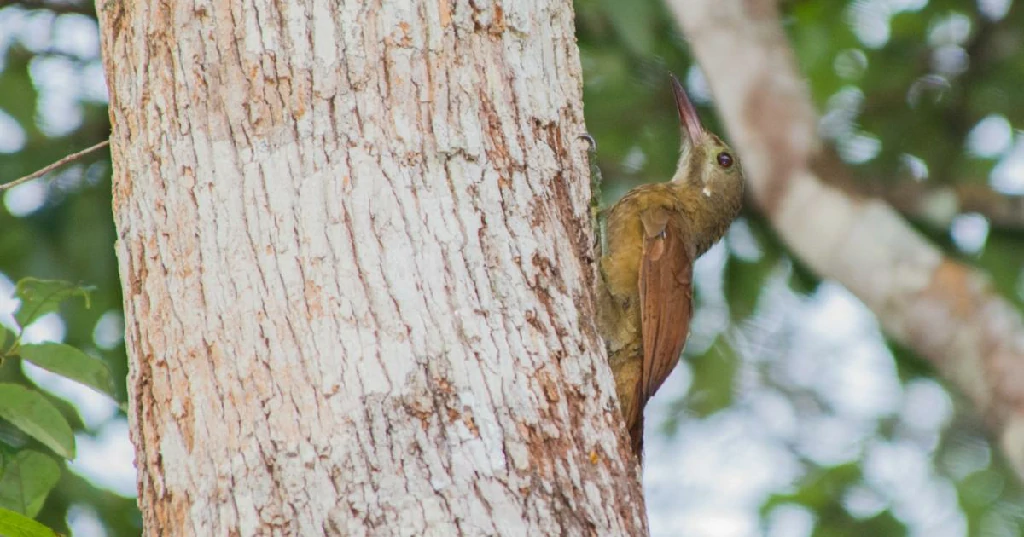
96 0 647 534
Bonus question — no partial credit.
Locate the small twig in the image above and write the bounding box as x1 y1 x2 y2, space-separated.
0 139 110 192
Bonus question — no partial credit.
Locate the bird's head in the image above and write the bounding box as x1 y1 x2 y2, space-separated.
669 74 744 206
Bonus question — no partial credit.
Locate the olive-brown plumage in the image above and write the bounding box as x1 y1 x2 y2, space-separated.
598 75 744 459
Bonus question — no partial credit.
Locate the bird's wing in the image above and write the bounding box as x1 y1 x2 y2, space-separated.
638 206 695 408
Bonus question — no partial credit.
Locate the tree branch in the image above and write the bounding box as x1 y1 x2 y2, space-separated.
862 179 1024 231
0 140 109 192
669 0 1024 480
0 0 96 16
813 147 1024 231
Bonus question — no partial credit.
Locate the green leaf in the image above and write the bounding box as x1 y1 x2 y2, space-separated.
788 257 821 296
597 0 657 57
0 450 61 519
887 336 937 382
819 511 906 537
724 219 785 321
0 385 75 459
0 325 9 352
685 336 739 418
0 506 58 537
979 231 1024 310
0 421 31 450
18 344 117 401
724 256 778 322
0 46 41 137
763 464 862 512
13 279 92 330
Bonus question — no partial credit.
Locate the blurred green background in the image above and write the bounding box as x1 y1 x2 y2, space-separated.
1 0 1023 535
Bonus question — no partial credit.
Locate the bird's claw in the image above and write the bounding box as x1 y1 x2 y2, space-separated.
578 133 598 152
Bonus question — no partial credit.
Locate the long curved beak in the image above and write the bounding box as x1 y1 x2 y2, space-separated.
670 73 705 145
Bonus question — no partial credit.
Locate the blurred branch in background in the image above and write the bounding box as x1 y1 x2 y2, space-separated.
667 0 1024 483
877 183 1024 231
0 0 95 16
825 158 1024 231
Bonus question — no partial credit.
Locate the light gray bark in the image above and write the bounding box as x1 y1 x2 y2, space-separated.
97 0 647 534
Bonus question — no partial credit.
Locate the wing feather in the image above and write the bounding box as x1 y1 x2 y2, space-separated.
638 208 695 409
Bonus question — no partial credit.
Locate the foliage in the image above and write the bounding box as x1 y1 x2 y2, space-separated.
0 1 136 534
0 506 60 537
0 279 126 535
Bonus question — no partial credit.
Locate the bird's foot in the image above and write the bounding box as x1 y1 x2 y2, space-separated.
579 133 605 258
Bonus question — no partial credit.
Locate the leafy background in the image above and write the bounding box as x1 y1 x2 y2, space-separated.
0 0 1023 535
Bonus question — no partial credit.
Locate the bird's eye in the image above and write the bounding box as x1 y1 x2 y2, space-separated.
717 152 734 168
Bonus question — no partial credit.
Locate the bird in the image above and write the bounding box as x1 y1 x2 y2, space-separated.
596 74 745 460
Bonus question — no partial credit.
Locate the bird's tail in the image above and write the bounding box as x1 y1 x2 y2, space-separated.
629 409 644 464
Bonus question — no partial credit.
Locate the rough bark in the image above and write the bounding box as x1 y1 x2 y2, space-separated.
96 0 646 534
668 0 1024 481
